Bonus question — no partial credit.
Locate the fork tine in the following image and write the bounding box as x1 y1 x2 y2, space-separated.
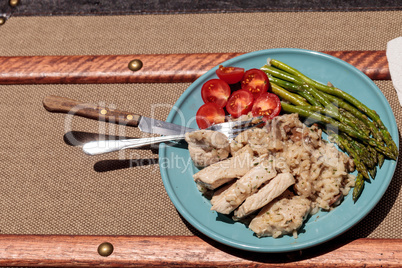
229 115 264 128
228 121 264 134
207 116 263 131
204 116 265 139
226 121 265 139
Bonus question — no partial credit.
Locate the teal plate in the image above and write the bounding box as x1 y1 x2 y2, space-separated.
158 48 399 253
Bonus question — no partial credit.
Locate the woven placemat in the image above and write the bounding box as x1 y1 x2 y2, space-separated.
0 11 401 239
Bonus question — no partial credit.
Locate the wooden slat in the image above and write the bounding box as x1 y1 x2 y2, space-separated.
0 51 389 85
0 235 400 267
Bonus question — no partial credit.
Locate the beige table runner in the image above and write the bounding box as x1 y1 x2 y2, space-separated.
0 11 401 239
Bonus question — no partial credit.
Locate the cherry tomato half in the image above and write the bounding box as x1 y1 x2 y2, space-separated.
252 92 281 121
241 69 270 99
226 90 254 118
216 65 245 84
201 79 231 108
196 102 226 129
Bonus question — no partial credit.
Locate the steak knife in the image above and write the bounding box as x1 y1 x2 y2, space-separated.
42 95 196 135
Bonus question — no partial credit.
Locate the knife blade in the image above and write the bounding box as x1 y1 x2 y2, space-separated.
137 115 195 136
43 95 196 135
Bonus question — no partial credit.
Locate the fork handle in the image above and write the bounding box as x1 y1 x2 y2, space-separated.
82 134 186 155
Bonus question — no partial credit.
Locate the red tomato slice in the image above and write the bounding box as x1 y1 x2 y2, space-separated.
216 65 245 84
241 69 270 99
201 79 231 108
196 102 226 129
252 92 281 121
225 90 254 118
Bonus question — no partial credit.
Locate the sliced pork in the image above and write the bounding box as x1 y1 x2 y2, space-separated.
211 156 277 214
185 130 230 167
193 145 256 190
248 190 311 238
233 172 295 220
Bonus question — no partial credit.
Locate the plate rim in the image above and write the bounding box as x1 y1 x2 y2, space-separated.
159 48 399 253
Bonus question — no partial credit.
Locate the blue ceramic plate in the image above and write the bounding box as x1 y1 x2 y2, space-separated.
159 48 398 253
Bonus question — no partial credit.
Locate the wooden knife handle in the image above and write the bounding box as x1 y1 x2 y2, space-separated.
43 95 141 127
0 51 390 84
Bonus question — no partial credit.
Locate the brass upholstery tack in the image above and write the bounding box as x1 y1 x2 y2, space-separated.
128 59 143 71
9 0 20 8
97 242 114 257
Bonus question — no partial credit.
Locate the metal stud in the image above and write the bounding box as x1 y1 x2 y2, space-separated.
97 242 114 257
9 0 20 8
0 17 6 26
128 59 143 72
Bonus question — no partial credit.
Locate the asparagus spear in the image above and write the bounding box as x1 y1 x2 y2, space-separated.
261 64 304 85
263 60 398 202
263 64 374 136
264 64 387 157
338 135 370 179
353 173 365 202
323 93 378 134
340 108 370 136
300 84 339 114
349 140 377 180
281 102 396 159
270 58 398 158
369 167 377 180
324 92 386 165
270 83 309 106
302 105 365 136
349 137 377 169
378 153 385 168
268 76 322 106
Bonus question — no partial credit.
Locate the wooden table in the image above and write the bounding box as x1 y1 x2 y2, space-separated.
0 50 400 267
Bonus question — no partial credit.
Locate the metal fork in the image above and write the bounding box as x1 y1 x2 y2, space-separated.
82 117 264 155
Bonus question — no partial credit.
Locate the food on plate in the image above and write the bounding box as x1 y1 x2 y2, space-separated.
195 66 278 129
261 58 398 201
188 58 398 239
201 79 231 107
185 130 230 167
190 113 356 238
225 90 254 118
196 102 225 129
230 127 271 156
211 156 278 214
249 190 311 238
193 145 258 190
233 172 296 221
216 65 245 84
251 92 281 121
241 69 270 99
265 114 355 211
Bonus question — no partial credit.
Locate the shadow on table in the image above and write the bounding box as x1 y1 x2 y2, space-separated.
178 212 349 263
93 158 159 172
63 130 189 172
63 131 160 172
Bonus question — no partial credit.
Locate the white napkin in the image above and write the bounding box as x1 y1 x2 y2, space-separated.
386 37 402 106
